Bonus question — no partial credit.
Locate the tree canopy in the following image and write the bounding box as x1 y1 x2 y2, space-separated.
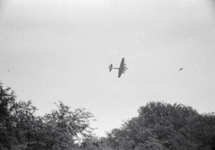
0 82 215 150
106 102 215 150
0 82 95 150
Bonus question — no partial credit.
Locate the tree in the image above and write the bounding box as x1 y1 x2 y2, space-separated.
0 82 41 149
137 102 200 148
0 82 96 150
32 101 95 149
0 83 20 149
183 113 215 150
105 102 214 150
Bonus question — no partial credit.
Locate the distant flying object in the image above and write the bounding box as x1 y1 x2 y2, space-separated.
179 68 183 71
109 58 128 78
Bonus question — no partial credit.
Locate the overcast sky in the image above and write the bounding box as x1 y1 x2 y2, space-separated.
1 0 215 137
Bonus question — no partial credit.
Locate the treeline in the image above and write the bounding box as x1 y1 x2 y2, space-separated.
0 83 94 150
104 102 215 150
1 82 215 150
80 103 215 150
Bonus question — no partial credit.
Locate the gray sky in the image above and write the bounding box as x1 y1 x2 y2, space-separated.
1 0 215 136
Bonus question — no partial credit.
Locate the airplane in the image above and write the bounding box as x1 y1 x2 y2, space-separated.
109 58 128 78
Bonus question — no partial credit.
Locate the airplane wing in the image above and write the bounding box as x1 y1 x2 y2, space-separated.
118 58 125 78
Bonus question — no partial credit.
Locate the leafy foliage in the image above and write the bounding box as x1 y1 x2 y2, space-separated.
106 102 215 150
0 83 95 150
1 82 215 150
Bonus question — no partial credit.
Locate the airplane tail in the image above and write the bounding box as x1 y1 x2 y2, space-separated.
109 64 113 72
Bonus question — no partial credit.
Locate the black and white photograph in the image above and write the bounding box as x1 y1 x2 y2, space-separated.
1 0 215 149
